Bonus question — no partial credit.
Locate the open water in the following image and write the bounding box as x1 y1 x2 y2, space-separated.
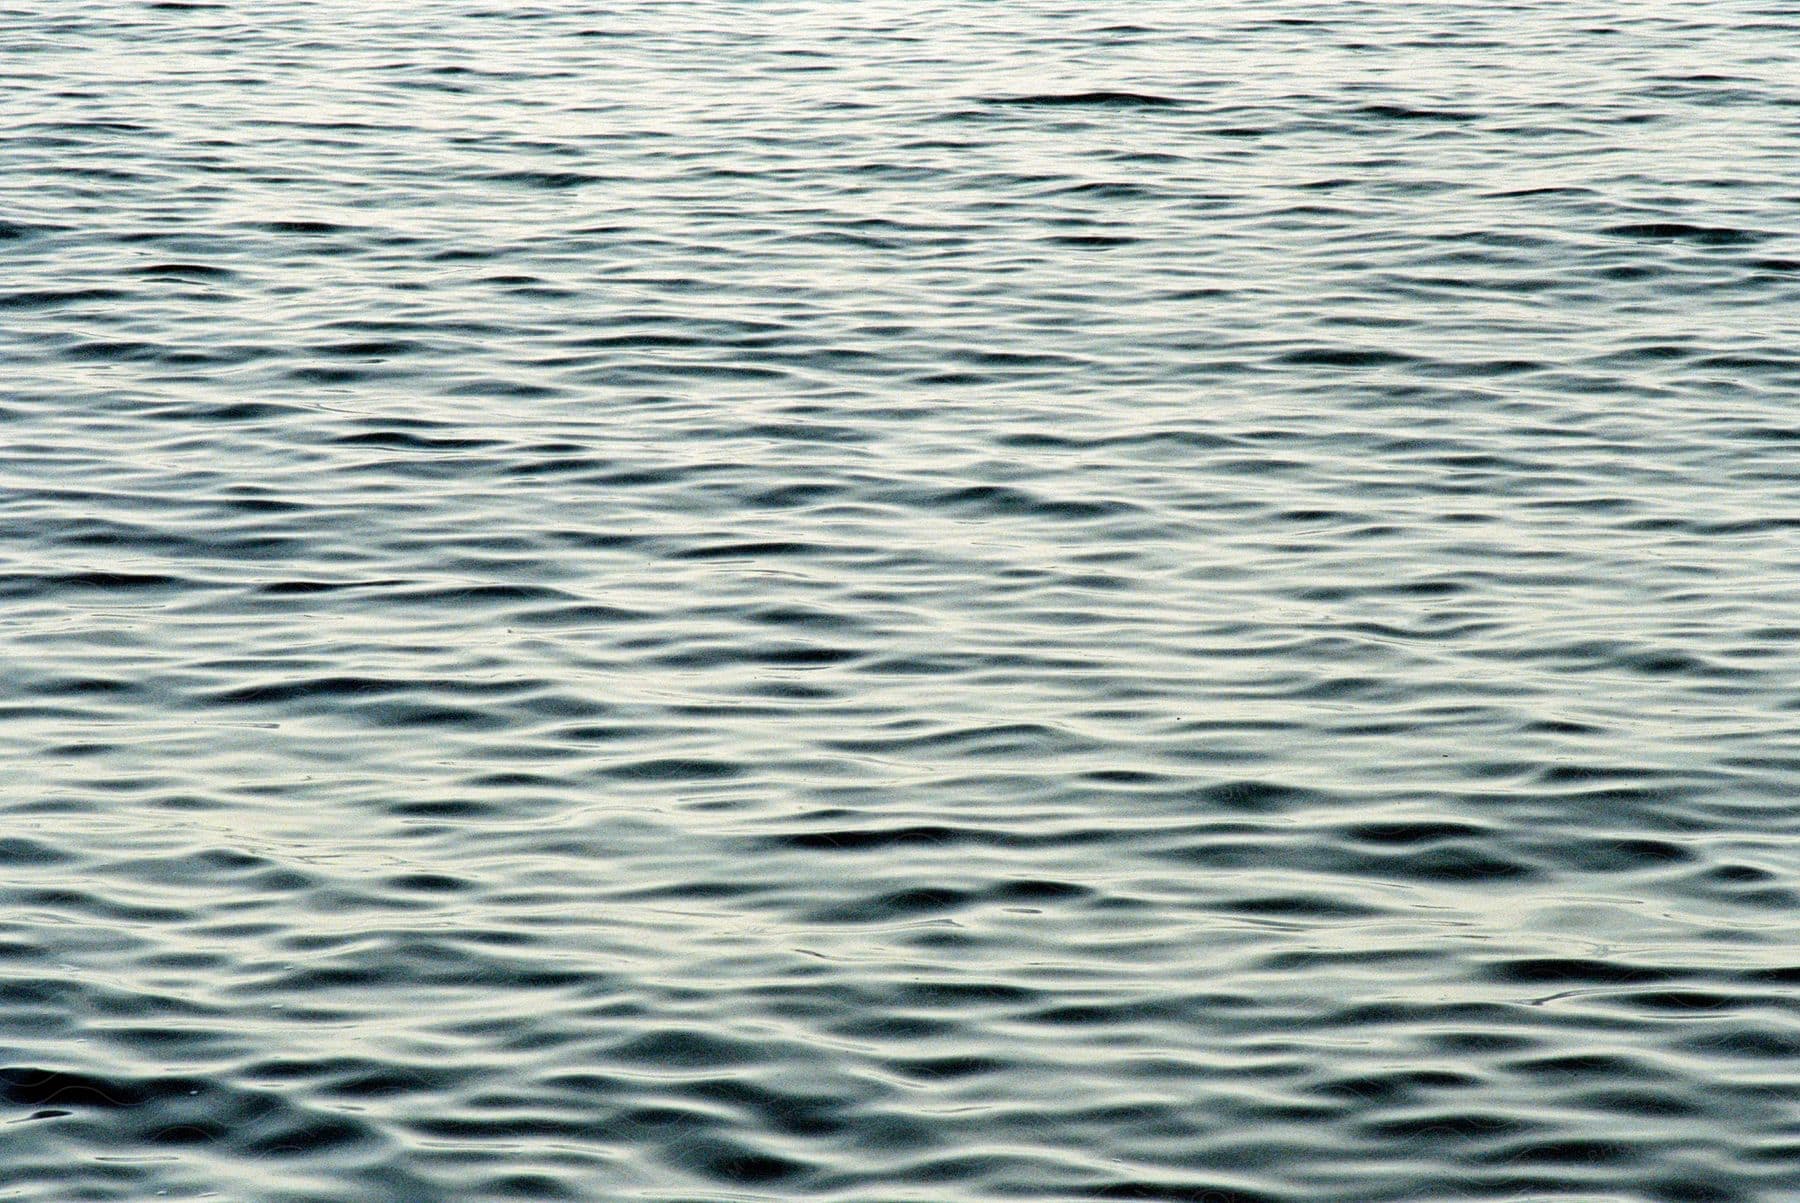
3 2 1799 1200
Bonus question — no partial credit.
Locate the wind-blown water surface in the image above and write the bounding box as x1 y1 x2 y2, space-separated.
3 2 1798 1199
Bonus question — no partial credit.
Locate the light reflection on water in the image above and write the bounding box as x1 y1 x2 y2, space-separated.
2 1 1798 1200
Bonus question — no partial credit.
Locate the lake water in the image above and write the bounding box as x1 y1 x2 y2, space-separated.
3 2 1799 1200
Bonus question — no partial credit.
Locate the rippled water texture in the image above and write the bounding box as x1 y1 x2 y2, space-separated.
4 2 1800 1199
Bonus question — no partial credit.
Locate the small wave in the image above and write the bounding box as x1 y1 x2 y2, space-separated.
980 90 1184 108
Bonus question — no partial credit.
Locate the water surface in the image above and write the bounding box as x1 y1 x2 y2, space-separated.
3 2 1799 1200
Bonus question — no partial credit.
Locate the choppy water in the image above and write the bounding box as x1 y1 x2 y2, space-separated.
4 2 1799 1199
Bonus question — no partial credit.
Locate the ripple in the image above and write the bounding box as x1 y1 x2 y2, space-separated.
2 1 1798 1200
980 91 1186 108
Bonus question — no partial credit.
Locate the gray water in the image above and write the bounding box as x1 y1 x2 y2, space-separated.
4 2 1799 1200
